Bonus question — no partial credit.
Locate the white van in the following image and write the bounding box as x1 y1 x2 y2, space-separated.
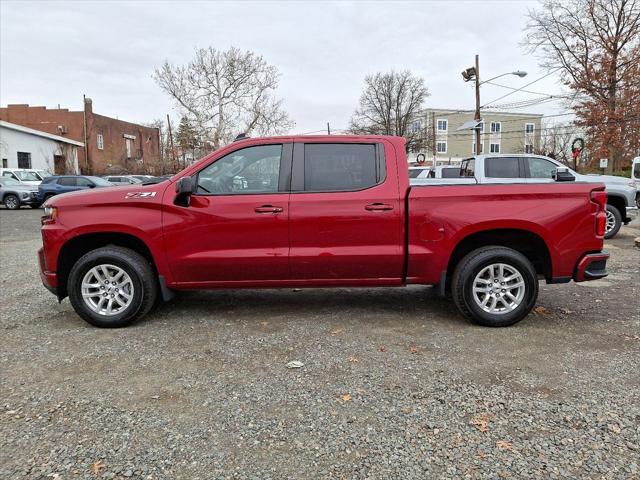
0 168 42 185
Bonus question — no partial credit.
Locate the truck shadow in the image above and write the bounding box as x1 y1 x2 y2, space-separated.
145 286 469 327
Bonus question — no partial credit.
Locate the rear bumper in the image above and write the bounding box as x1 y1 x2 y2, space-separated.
573 252 609 282
38 247 58 295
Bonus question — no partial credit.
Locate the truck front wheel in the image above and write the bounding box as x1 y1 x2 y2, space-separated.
452 246 538 327
67 246 157 328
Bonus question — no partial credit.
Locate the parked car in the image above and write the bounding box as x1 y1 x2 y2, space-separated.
0 168 42 186
632 156 640 208
0 177 40 209
37 175 113 204
413 154 637 239
39 135 609 329
129 175 156 182
29 169 53 181
103 175 142 185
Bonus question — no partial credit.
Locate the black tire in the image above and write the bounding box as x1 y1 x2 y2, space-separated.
43 193 55 203
3 194 20 210
29 204 41 209
604 204 622 239
452 246 539 327
67 246 157 328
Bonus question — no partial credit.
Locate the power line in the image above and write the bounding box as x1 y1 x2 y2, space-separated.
480 68 563 109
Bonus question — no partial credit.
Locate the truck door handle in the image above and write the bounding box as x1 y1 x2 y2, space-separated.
254 205 283 214
365 203 393 211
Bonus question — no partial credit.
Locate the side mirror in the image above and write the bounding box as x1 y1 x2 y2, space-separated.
174 176 194 206
175 176 194 195
88 183 96 188
553 167 575 182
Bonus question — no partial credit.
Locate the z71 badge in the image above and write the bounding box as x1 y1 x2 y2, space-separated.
125 192 157 199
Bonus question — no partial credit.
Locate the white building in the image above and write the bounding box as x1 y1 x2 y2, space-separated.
0 120 83 174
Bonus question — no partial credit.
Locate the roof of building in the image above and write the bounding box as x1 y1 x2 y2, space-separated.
423 108 543 118
0 120 85 146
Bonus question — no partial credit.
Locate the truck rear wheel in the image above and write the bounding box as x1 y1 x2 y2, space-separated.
452 246 538 327
604 204 622 239
67 246 157 328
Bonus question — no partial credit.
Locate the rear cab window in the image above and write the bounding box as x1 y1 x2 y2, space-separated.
58 177 77 186
484 157 521 178
460 159 475 177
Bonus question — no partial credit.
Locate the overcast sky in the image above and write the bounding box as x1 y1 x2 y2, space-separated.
1 0 567 133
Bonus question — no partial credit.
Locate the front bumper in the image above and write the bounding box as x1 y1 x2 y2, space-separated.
38 247 58 295
625 206 638 220
574 252 609 282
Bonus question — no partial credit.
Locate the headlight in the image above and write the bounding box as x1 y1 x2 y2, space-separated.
42 206 58 225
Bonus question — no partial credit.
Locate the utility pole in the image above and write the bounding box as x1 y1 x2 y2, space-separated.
82 94 89 174
474 54 482 156
327 122 331 135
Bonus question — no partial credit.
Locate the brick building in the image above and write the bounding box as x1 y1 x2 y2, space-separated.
0 99 162 175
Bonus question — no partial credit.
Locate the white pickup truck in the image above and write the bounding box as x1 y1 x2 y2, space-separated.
412 154 638 239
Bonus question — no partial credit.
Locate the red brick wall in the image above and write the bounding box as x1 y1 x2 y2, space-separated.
0 102 161 175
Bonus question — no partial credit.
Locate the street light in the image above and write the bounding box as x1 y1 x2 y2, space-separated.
461 55 527 155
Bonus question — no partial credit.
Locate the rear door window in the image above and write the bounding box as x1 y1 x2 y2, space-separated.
77 177 95 187
484 157 521 178
302 143 380 191
58 177 77 186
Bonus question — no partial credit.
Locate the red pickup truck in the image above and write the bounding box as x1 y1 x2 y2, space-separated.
39 135 609 328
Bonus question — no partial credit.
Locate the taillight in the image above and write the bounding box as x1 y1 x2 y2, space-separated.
590 189 607 237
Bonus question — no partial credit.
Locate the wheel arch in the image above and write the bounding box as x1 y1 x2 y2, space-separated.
56 232 158 299
606 194 626 215
446 228 553 284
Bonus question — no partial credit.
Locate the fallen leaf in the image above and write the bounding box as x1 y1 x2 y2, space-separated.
534 306 551 315
402 407 413 414
409 346 419 354
496 440 513 451
341 393 351 402
286 360 304 369
379 345 386 352
347 356 359 363
471 414 491 433
330 328 344 336
260 321 269 326
559 308 575 315
90 461 106 475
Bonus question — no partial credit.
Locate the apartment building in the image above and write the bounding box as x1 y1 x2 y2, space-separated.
407 109 543 165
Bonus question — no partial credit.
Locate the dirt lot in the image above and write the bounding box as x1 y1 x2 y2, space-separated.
1 208 638 479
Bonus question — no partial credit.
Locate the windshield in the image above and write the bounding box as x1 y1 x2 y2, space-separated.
90 177 114 187
634 162 640 180
15 171 40 181
0 177 21 186
35 170 52 179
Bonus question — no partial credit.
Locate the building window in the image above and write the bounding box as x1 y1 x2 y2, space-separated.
1 158 7 168
125 138 133 158
525 144 534 154
17 152 31 169
437 119 448 132
490 143 500 153
525 123 535 134
97 134 104 150
436 141 447 153
472 141 484 154
491 122 501 133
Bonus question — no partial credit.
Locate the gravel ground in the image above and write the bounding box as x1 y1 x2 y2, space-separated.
1 208 639 479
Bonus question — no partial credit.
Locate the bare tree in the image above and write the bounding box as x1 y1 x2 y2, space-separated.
154 47 294 150
349 70 429 151
532 121 575 167
524 0 640 173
